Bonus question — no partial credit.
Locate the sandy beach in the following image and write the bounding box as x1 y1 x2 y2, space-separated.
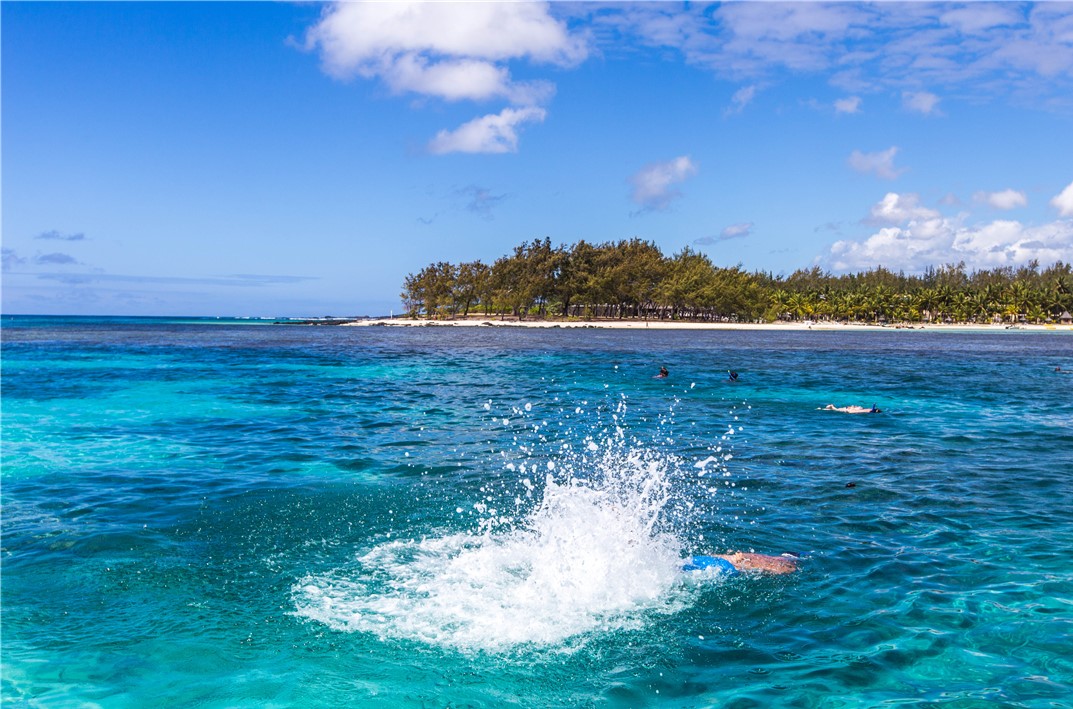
348 317 1073 333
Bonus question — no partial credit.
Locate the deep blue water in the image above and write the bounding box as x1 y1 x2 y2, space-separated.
2 316 1072 707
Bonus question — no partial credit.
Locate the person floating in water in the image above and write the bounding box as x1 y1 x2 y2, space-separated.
656 366 669 379
728 370 739 382
683 552 798 575
822 403 881 414
1057 367 1072 374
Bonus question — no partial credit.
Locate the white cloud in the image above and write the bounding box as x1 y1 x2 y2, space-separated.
991 4 1073 79
940 5 1022 35
848 147 904 180
831 179 1073 271
713 2 862 74
903 91 941 115
380 54 553 104
695 223 753 245
720 222 754 240
305 2 587 85
304 2 587 152
726 85 758 115
628 156 698 212
830 217 1073 272
975 189 1028 210
1052 180 1073 217
428 107 547 155
834 96 861 114
831 225 941 271
867 193 940 225
594 3 1073 109
955 220 1073 267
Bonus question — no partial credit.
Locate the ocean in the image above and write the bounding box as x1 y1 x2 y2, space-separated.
2 315 1071 708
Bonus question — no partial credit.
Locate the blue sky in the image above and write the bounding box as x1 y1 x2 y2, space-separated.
3 1 1072 317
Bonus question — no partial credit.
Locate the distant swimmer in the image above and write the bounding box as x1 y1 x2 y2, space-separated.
822 404 882 414
1057 367 1072 374
683 552 798 575
656 366 669 379
728 370 739 382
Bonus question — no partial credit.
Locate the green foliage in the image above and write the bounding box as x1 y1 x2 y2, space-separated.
399 242 1073 324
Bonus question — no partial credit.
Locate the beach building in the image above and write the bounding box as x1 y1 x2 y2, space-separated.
1060 311 1072 324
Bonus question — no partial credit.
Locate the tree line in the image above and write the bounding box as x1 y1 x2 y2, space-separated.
400 237 1073 324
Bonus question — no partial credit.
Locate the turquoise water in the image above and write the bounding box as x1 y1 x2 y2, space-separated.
2 315 1072 707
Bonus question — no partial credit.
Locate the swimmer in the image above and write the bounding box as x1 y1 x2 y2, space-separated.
655 366 669 379
683 552 798 575
822 404 882 414
728 370 739 382
1057 367 1072 374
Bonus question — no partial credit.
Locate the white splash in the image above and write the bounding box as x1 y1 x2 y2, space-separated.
293 394 749 653
293 443 699 652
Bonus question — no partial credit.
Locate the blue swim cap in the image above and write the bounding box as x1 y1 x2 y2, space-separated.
682 555 738 575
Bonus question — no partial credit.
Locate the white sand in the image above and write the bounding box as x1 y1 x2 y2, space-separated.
347 317 1073 333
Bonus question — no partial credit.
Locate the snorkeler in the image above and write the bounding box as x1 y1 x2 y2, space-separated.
683 552 798 575
656 366 669 379
728 370 739 382
822 404 882 414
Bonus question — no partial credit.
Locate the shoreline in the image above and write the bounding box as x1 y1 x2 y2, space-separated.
346 317 1073 333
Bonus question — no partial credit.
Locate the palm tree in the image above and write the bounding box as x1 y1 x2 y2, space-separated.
914 287 937 322
1026 304 1047 324
868 285 896 322
769 289 791 321
951 290 972 323
1003 280 1035 323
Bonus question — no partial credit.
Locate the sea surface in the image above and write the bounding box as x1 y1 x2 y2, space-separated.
2 315 1072 708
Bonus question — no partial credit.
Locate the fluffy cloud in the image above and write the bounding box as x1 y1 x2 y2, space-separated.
305 2 586 86
304 2 586 153
1052 180 1073 216
834 96 861 114
902 91 941 115
848 147 904 180
628 156 698 212
831 217 1073 272
867 193 940 225
428 107 546 155
975 189 1028 210
379 54 551 105
302 3 1073 153
831 179 1073 271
